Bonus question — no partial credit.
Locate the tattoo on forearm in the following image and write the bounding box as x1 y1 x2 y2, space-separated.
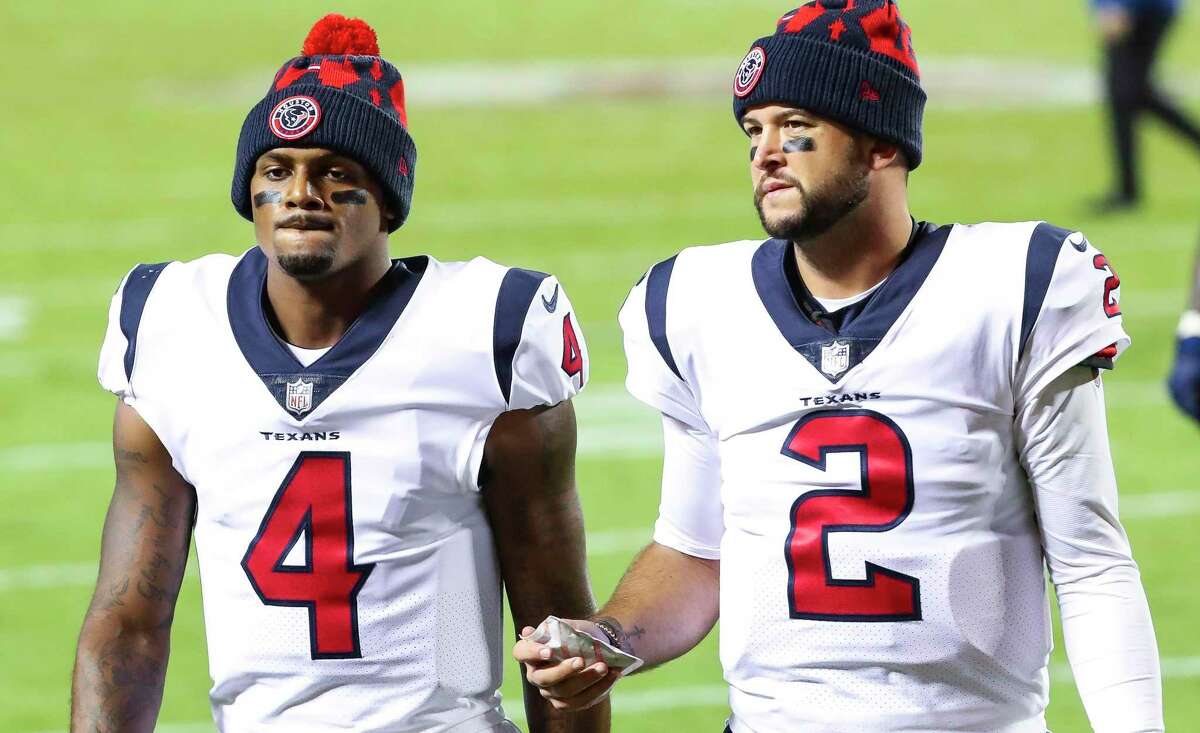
76 442 196 731
97 577 130 613
131 485 182 533
592 616 642 655
137 548 178 606
115 450 147 465
96 479 191 625
77 628 168 732
114 451 148 482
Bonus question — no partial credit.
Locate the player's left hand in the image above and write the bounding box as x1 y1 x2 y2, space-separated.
1168 336 1200 424
513 620 622 711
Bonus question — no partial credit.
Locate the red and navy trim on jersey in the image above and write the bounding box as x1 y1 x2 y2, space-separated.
1020 223 1120 372
118 262 172 381
492 267 550 405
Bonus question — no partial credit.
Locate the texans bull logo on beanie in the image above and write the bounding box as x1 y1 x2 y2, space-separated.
231 14 416 231
733 0 927 168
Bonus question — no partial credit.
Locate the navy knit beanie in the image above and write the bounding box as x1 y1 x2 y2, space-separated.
732 1 926 168
232 14 416 231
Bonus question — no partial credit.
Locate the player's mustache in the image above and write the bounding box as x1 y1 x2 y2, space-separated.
755 173 803 201
275 213 335 230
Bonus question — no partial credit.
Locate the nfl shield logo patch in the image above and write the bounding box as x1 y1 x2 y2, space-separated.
285 378 315 417
820 341 851 379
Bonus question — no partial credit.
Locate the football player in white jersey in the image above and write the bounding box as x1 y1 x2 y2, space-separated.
516 2 1164 731
71 14 607 733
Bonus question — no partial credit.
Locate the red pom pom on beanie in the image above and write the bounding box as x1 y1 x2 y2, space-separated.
302 14 380 56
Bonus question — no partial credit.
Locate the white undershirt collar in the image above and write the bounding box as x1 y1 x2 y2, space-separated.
285 342 332 367
811 277 888 313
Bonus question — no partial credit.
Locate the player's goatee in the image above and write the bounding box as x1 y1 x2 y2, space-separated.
278 248 336 279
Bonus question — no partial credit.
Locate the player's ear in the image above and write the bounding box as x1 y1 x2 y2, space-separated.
866 137 902 172
379 200 395 232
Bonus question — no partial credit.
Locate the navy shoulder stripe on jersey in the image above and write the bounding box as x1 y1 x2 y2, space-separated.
645 255 683 381
493 267 550 404
118 262 171 381
1020 222 1072 360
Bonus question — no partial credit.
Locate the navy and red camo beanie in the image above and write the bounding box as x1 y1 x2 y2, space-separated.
732 0 926 168
231 14 416 231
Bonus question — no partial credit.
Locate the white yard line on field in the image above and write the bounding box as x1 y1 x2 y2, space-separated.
143 56 1200 111
1119 490 1200 519
0 295 30 341
0 563 100 592
0 441 111 473
0 357 35 378
27 659 1200 733
0 528 647 594
0 387 661 473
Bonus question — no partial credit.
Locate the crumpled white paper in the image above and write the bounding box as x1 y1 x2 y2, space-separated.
526 615 644 674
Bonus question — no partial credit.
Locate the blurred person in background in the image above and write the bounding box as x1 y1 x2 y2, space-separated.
70 13 604 733
1168 236 1200 422
517 2 1164 731
1091 0 1200 212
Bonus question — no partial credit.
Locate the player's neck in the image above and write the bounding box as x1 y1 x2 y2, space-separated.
263 251 394 349
792 192 913 299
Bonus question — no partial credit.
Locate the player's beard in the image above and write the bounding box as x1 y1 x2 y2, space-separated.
276 245 337 280
754 155 870 243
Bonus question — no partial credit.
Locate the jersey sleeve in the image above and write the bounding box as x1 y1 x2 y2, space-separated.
494 270 588 411
653 414 724 559
1015 224 1130 401
97 263 170 400
618 263 707 429
1016 366 1163 732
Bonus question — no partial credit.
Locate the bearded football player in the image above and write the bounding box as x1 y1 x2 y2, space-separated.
515 2 1163 731
71 15 606 733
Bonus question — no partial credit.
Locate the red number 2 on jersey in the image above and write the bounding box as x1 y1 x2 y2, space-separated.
1093 254 1121 318
242 452 375 659
781 410 921 622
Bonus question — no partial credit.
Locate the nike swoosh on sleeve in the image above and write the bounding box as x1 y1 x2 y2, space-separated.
541 283 560 313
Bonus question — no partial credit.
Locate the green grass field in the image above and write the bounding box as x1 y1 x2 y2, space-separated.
3 1 1200 731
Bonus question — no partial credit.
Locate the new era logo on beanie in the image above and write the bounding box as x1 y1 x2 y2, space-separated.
733 0 927 168
231 14 417 231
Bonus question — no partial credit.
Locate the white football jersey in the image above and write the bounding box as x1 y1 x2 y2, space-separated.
98 248 589 733
620 221 1129 733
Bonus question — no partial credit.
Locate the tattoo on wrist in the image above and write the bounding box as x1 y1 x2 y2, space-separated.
591 616 644 655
